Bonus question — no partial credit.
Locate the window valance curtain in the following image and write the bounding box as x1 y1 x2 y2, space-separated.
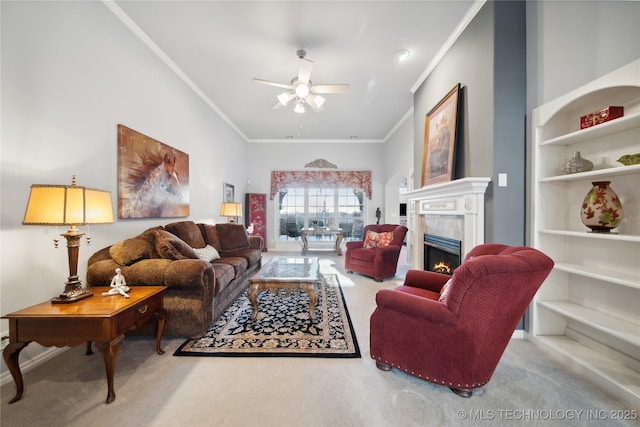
270 170 372 200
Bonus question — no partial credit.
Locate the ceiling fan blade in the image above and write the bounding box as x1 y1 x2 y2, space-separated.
311 84 350 94
298 58 313 84
252 78 292 90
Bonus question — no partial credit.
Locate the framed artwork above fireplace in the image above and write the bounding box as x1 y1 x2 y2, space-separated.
421 84 460 187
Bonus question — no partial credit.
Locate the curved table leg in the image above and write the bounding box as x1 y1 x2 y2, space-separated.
301 231 309 255
335 232 343 255
3 341 30 404
307 289 317 319
95 335 124 404
155 308 166 355
248 284 260 320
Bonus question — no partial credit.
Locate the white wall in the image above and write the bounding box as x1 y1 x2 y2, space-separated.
526 1 640 111
1 2 248 371
245 141 384 249
382 112 413 225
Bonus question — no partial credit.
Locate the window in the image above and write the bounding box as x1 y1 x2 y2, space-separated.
278 187 365 240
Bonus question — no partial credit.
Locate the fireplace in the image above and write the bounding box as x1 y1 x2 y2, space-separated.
424 234 462 276
402 177 490 270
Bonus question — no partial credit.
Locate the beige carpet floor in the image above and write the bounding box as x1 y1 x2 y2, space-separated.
1 249 637 427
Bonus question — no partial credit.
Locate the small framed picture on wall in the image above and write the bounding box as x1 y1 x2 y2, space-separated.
224 182 234 202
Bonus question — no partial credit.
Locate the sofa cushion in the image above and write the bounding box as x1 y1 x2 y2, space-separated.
154 230 198 260
211 262 235 294
216 223 250 251
199 223 221 251
192 244 221 262
215 256 248 277
165 221 206 249
109 236 157 266
224 248 261 266
349 247 377 262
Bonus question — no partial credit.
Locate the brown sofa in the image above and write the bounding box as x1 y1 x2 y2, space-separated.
86 221 262 338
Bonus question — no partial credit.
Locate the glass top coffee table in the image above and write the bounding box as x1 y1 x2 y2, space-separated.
248 257 320 320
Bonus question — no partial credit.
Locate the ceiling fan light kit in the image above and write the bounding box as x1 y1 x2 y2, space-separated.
294 81 310 98
277 92 294 106
253 49 349 113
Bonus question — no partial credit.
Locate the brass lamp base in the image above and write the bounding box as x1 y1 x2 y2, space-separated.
51 290 93 304
51 282 93 304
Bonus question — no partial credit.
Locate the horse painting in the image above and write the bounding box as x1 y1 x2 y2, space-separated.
118 125 189 218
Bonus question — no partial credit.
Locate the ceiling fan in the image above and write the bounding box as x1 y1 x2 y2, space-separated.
252 50 350 113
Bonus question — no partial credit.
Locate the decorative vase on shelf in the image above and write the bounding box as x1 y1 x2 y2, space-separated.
561 151 593 174
580 181 623 232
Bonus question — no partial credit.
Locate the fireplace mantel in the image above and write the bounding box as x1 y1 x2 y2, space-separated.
403 177 491 269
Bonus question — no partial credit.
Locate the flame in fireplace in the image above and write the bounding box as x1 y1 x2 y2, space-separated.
432 262 451 274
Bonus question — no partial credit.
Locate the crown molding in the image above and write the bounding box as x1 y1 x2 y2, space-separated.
410 0 486 94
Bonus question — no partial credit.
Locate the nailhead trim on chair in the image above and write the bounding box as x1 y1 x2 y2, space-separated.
372 355 489 388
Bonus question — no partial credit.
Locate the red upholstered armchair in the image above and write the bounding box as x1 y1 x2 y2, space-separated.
345 224 408 282
370 244 553 397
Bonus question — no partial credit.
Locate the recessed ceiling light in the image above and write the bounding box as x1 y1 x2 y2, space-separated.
395 49 410 62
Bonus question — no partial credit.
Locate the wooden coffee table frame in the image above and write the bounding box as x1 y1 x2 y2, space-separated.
248 257 320 320
2 286 166 404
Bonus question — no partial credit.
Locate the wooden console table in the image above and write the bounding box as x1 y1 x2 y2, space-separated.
301 228 343 256
2 286 166 404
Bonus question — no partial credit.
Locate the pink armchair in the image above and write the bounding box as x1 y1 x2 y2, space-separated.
345 224 408 282
370 244 553 397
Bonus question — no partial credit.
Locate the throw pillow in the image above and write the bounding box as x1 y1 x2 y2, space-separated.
438 278 453 303
199 223 221 251
216 223 250 251
164 221 206 248
363 230 379 249
154 230 198 260
378 231 394 247
363 231 395 249
109 237 156 266
192 244 221 262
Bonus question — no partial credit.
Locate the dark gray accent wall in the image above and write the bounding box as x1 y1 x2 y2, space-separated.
413 1 526 246
492 1 526 245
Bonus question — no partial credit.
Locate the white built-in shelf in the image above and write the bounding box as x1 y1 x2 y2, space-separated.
539 112 640 147
553 262 640 290
531 59 640 408
539 164 640 182
539 229 640 242
536 335 640 405
538 300 640 347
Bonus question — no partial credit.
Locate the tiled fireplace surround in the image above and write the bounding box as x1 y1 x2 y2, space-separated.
403 178 491 270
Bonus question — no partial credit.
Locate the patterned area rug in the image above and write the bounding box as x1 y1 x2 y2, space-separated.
174 274 360 358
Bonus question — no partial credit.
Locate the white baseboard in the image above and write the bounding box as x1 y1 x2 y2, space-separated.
1 345 69 386
512 329 525 339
